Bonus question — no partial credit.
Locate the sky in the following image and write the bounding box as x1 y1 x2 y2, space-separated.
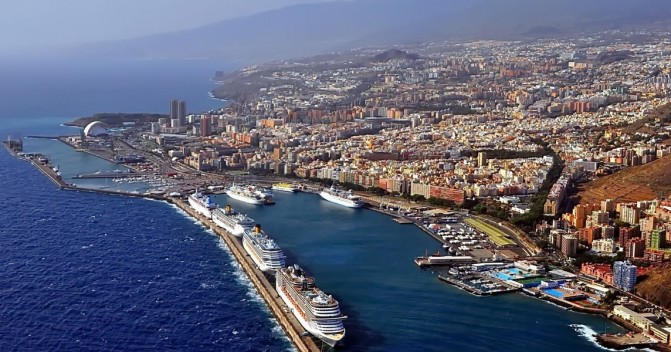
0 0 337 53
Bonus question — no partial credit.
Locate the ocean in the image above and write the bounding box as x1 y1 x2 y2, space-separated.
0 58 637 351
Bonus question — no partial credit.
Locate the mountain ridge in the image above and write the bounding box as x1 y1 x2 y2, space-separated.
65 0 671 62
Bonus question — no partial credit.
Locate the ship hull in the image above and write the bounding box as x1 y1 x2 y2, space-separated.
242 237 276 273
276 283 344 347
226 190 264 205
319 191 363 208
212 215 246 237
271 186 297 193
188 196 213 219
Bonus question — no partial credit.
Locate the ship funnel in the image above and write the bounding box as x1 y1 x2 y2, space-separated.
225 205 232 214
254 224 262 233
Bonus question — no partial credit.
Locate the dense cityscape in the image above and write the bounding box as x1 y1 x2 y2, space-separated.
8 27 671 350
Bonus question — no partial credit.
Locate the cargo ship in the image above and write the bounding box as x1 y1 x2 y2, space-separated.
276 264 346 347
188 189 218 219
242 225 286 273
225 184 265 205
319 186 363 208
211 205 255 237
272 182 299 193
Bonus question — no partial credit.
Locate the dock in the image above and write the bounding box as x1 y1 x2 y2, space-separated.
170 199 320 352
438 274 519 296
2 142 322 352
414 255 475 267
392 217 414 224
596 332 657 349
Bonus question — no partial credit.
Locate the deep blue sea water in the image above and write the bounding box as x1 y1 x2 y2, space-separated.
0 59 638 352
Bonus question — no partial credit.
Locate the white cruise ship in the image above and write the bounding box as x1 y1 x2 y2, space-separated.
242 225 286 273
211 205 255 237
272 182 299 193
188 189 218 219
276 264 346 347
252 186 275 205
225 184 264 205
319 187 364 208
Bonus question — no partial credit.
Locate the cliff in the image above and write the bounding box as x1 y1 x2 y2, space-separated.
636 264 671 309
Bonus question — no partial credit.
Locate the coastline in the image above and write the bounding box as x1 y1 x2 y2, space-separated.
1 142 320 352
4 139 662 351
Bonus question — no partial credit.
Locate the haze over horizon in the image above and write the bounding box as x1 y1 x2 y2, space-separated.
0 0 337 55
3 0 671 64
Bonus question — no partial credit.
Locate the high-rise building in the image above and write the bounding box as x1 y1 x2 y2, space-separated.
573 204 598 229
560 234 578 257
613 261 637 291
169 99 186 127
477 152 487 168
649 229 666 250
578 226 601 245
200 116 212 137
592 210 610 225
620 204 641 225
592 238 615 253
625 238 645 258
170 99 179 120
618 226 639 246
601 199 615 213
178 100 186 126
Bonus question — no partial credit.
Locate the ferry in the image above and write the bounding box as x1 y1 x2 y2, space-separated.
211 205 255 237
225 184 265 205
188 189 218 219
276 264 346 347
272 182 299 193
253 186 276 205
319 186 364 208
242 225 286 273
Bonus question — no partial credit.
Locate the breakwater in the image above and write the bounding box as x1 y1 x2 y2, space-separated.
3 142 320 352
168 199 320 352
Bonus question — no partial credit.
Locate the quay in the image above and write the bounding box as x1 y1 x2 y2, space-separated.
168 199 320 352
596 332 657 350
2 143 321 352
438 274 519 296
392 216 414 224
438 274 489 296
414 255 475 267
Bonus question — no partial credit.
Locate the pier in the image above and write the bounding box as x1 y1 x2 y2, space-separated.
2 143 321 352
169 199 320 352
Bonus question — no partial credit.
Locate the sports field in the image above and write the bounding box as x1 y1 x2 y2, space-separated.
465 218 516 247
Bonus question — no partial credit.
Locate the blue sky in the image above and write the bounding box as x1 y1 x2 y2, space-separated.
0 0 337 53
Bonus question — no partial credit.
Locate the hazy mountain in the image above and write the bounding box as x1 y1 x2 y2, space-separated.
68 0 671 62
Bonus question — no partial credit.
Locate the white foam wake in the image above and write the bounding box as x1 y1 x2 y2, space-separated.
570 324 655 352
168 203 294 351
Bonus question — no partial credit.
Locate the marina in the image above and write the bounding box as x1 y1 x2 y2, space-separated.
3 136 633 352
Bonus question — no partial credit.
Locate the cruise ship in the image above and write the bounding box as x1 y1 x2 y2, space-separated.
225 184 265 205
211 205 255 237
276 264 346 347
319 186 364 208
253 186 276 205
271 182 299 193
242 225 286 273
188 189 218 219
